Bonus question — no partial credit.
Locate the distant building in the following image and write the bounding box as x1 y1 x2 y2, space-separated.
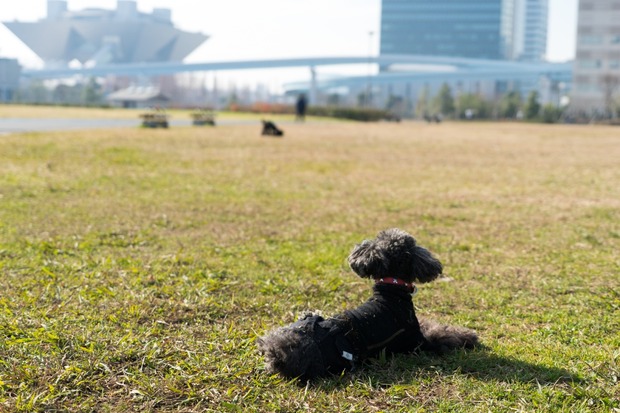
380 0 548 61
571 0 620 114
107 86 169 108
2 0 208 67
0 58 21 102
374 0 557 114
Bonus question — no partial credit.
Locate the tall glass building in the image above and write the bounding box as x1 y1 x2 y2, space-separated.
504 0 549 61
380 0 548 61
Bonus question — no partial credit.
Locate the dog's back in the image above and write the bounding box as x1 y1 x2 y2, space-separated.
343 285 427 356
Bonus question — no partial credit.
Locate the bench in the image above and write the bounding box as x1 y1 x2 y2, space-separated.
191 110 216 126
139 112 169 128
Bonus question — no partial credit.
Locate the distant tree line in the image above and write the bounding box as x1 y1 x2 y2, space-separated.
11 74 210 108
14 77 106 107
9 77 620 124
408 82 565 123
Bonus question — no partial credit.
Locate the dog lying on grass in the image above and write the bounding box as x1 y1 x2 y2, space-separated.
261 120 284 137
258 228 478 381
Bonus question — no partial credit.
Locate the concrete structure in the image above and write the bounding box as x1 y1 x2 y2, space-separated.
571 0 620 114
2 0 207 67
380 0 548 61
0 58 21 102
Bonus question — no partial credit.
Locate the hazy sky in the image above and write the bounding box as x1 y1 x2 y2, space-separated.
0 0 579 89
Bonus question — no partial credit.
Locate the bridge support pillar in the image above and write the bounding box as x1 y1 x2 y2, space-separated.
309 66 317 105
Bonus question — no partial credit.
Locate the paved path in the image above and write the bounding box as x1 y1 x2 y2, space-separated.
0 118 262 134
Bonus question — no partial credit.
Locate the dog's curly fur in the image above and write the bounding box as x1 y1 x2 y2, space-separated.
257 228 479 381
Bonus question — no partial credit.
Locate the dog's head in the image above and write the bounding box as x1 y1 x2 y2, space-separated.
347 228 442 283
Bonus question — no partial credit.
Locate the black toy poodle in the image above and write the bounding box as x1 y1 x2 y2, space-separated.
258 228 479 381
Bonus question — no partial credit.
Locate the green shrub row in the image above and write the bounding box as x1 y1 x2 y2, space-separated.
227 102 391 122
307 106 390 122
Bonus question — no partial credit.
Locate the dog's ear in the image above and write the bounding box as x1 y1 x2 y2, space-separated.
410 245 443 283
348 240 388 278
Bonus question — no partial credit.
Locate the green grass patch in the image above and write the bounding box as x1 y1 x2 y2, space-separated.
0 121 618 412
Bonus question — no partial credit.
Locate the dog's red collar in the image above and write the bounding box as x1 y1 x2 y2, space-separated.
375 277 417 295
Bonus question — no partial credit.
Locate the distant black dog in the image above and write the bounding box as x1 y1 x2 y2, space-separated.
423 114 442 123
258 228 478 382
261 120 284 137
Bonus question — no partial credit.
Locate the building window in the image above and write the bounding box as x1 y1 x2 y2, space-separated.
580 2 594 10
579 35 603 45
576 75 590 83
579 59 602 69
575 83 596 92
579 1 594 10
609 60 620 69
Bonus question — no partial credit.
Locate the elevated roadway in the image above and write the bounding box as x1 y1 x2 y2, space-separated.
20 55 571 103
22 54 571 82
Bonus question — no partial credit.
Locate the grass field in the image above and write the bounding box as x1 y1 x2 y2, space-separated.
0 118 618 412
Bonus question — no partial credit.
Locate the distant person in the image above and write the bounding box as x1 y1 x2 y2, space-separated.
295 94 307 122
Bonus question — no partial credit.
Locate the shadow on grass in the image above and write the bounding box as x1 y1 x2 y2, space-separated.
440 345 583 384
310 345 584 389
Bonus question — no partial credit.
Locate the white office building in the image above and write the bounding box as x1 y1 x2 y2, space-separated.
571 0 620 114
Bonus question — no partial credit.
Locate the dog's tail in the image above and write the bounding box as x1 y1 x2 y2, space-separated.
257 326 325 381
418 318 479 352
